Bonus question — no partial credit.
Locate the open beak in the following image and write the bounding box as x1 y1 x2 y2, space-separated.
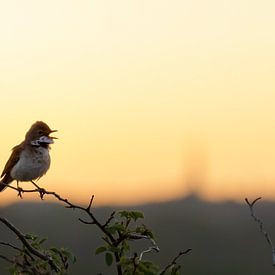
49 130 58 140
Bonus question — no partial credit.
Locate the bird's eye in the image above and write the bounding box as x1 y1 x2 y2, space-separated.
38 130 43 135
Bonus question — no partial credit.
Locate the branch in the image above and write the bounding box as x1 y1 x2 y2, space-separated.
103 211 116 227
245 197 275 266
87 195 94 212
0 253 34 273
0 254 14 264
0 241 36 262
0 241 23 253
159 249 192 275
78 218 95 225
121 234 160 261
5 183 123 275
138 238 160 261
5 185 114 240
0 217 59 272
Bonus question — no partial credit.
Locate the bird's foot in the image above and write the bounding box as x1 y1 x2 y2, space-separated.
37 188 46 200
17 187 23 199
30 181 45 199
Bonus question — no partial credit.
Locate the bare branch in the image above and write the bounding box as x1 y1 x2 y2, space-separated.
138 236 160 261
87 195 94 212
0 241 36 262
245 197 262 208
159 249 192 275
78 218 95 225
103 211 116 227
245 197 275 266
0 253 34 273
0 254 14 264
0 241 22 253
5 184 114 240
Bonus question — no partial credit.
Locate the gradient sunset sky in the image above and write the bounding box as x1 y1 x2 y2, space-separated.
0 0 275 206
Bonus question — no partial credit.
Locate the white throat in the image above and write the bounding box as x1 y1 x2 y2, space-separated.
31 136 54 146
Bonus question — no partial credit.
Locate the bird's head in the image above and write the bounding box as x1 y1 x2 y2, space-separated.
25 121 57 147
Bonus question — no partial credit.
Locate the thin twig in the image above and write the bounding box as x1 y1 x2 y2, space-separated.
138 236 160 261
78 218 95 225
132 253 139 274
5 184 113 240
103 211 116 227
0 241 35 261
87 196 94 212
245 197 275 266
0 241 23 253
159 249 192 275
0 254 32 272
0 254 14 264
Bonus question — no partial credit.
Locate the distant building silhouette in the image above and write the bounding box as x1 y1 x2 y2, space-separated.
183 139 208 196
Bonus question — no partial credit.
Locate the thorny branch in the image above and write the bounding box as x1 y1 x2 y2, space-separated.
245 197 275 266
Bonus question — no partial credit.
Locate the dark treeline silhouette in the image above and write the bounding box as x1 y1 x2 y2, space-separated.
0 193 274 274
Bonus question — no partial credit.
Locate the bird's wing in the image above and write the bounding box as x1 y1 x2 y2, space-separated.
1 143 24 178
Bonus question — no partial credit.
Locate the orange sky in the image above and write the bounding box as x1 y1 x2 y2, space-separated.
0 0 275 206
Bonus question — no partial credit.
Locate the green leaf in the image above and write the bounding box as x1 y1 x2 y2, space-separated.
8 265 18 274
38 237 47 245
95 246 107 255
106 222 126 234
105 252 113 266
50 247 60 254
109 246 120 253
25 234 37 241
119 210 130 218
62 248 76 263
130 211 144 221
119 210 144 221
135 225 154 239
121 240 130 253
171 265 181 275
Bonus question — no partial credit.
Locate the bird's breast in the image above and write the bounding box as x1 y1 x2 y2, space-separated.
11 147 51 181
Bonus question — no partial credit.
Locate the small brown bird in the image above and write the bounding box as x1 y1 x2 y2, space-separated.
0 121 57 192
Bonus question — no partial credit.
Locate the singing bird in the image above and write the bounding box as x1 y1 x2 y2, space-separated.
0 121 57 192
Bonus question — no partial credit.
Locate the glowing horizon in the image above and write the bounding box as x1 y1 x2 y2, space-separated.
1 0 275 206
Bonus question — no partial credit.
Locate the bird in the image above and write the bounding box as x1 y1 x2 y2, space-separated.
0 121 57 192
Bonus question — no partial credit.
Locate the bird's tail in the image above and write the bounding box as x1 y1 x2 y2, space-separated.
0 176 13 192
0 181 8 192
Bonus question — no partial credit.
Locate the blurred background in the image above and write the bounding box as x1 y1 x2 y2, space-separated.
0 0 275 273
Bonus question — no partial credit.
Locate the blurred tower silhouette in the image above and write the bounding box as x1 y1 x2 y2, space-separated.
183 139 208 196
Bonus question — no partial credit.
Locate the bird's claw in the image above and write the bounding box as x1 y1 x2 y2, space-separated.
37 188 46 200
17 187 23 199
